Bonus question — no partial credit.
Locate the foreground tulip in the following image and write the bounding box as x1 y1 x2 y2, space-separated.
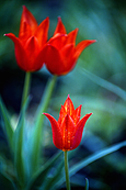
4 6 49 72
44 95 92 151
43 17 96 75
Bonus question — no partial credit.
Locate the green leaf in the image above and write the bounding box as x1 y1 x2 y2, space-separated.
82 68 126 101
13 97 30 188
0 96 14 150
27 151 62 190
85 178 89 190
30 75 57 174
43 161 64 190
0 171 16 190
69 141 126 176
55 141 126 188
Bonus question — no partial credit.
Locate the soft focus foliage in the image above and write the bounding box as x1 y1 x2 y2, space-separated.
0 0 126 190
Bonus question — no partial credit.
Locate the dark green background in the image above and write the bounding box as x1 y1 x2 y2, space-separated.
0 0 126 189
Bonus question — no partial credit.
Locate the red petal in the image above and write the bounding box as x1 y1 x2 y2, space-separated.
35 17 49 47
54 17 67 35
75 40 96 58
61 44 74 59
43 44 64 75
72 105 82 125
67 28 78 45
19 6 38 38
63 95 75 115
48 33 67 50
32 48 45 71
19 21 33 44
43 113 63 149
60 114 75 151
4 33 29 71
58 105 67 125
24 36 40 70
54 44 74 75
72 113 92 149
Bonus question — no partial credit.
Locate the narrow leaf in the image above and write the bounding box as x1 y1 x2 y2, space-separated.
43 162 64 190
27 151 62 190
0 171 16 190
82 68 126 101
55 141 126 188
85 178 89 190
30 75 57 174
0 96 14 150
13 97 30 187
69 141 126 176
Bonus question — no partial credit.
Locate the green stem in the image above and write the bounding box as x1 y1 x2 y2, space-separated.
21 72 31 109
31 75 57 173
35 75 57 126
64 151 71 190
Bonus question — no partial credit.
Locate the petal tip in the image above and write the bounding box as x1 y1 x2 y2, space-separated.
22 5 27 10
92 39 97 43
87 112 93 117
58 16 61 21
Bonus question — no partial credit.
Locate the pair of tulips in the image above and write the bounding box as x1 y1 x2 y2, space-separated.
5 6 95 76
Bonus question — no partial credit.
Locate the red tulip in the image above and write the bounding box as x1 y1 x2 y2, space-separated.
43 17 96 75
43 95 92 151
4 6 49 72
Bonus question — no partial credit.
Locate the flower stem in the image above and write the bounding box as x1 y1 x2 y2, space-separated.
21 72 31 109
64 151 71 190
31 75 57 173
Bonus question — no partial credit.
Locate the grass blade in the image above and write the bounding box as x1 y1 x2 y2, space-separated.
27 151 62 190
0 96 14 150
43 162 64 190
30 75 57 174
82 68 126 101
85 178 89 190
13 97 30 188
69 141 126 176
55 141 126 188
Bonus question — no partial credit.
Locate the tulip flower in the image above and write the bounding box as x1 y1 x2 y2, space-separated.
44 95 92 151
4 6 49 72
43 17 96 75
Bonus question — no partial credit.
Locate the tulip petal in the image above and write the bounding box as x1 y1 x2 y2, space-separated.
72 113 92 149
19 6 37 38
60 44 77 75
48 33 67 50
24 36 40 70
75 40 96 58
19 21 33 44
72 105 82 125
54 17 67 35
63 95 75 115
43 113 62 149
35 17 49 47
61 44 74 59
58 105 67 125
43 44 64 75
60 114 75 151
33 48 45 71
4 33 29 71
67 28 78 44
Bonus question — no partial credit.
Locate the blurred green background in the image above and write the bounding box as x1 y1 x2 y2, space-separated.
0 0 126 189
